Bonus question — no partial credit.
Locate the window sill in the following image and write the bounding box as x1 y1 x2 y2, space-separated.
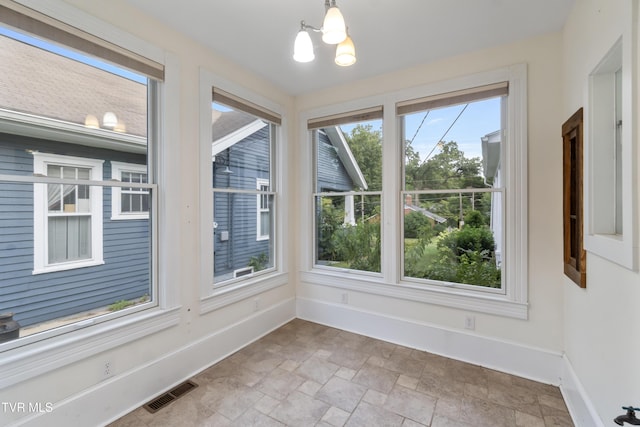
33 259 105 275
300 270 528 319
585 233 637 271
110 213 149 221
0 306 180 388
200 271 289 314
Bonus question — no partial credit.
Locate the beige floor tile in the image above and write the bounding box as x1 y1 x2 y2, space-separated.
269 390 330 426
516 410 546 427
254 394 280 415
230 408 284 427
295 356 340 384
298 379 323 396
345 401 404 427
110 320 574 427
384 385 437 426
322 406 351 427
402 418 428 427
335 366 357 380
362 388 388 406
352 362 399 394
396 374 419 390
255 367 305 401
315 376 367 412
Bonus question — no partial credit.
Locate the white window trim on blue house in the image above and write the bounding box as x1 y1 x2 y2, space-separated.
256 178 270 241
111 161 149 220
32 152 105 274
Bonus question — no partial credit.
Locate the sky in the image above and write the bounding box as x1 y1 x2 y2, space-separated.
340 97 501 163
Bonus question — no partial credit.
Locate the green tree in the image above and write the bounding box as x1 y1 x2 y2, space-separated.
344 124 382 191
411 141 483 190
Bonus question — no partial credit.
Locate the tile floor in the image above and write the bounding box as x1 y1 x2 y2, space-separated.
109 319 574 426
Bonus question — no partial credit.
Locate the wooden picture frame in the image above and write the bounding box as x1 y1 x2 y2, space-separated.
562 108 586 287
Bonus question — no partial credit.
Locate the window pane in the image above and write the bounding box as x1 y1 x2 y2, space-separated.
313 118 382 273
0 25 155 342
402 96 503 289
210 100 276 286
315 194 381 273
213 192 274 284
212 104 271 191
48 216 91 263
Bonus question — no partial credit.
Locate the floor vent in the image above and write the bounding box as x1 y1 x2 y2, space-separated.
143 380 198 413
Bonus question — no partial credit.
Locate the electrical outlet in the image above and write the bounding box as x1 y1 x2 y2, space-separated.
341 292 349 304
253 298 260 312
103 361 113 378
464 315 475 330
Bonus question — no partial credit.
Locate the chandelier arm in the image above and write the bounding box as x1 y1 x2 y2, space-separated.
300 21 322 33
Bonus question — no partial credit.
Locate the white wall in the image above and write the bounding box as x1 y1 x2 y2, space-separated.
6 1 637 426
562 0 640 425
0 1 296 425
295 32 566 368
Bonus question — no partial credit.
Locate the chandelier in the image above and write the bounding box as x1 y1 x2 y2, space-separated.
293 0 356 67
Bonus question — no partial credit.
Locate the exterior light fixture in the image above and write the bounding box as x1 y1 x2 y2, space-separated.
294 0 356 66
84 114 99 129
102 112 118 129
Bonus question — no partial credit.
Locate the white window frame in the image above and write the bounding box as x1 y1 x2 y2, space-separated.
399 91 507 293
111 161 149 220
0 0 180 389
256 178 270 241
198 69 288 312
584 2 638 271
299 65 528 319
33 152 105 274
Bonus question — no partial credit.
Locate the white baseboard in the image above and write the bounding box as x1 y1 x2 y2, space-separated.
560 354 604 427
13 297 296 427
296 296 563 386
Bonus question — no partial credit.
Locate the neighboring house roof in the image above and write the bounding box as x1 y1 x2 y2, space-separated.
404 204 447 223
211 109 267 158
0 33 147 137
322 127 368 191
481 130 501 180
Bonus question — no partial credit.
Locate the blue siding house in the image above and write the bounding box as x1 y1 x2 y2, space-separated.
0 34 150 330
211 110 272 279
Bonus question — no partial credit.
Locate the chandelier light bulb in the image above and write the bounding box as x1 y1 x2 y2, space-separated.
293 29 315 62
335 34 356 66
322 5 346 44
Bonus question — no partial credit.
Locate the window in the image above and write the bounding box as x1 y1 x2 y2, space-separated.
300 65 527 318
310 108 383 274
210 89 279 286
33 153 104 273
399 83 507 291
111 162 149 220
257 178 270 240
0 2 163 347
586 32 637 270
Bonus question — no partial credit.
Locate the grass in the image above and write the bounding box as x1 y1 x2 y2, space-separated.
108 294 149 312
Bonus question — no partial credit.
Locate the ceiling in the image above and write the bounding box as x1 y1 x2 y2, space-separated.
124 0 575 96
